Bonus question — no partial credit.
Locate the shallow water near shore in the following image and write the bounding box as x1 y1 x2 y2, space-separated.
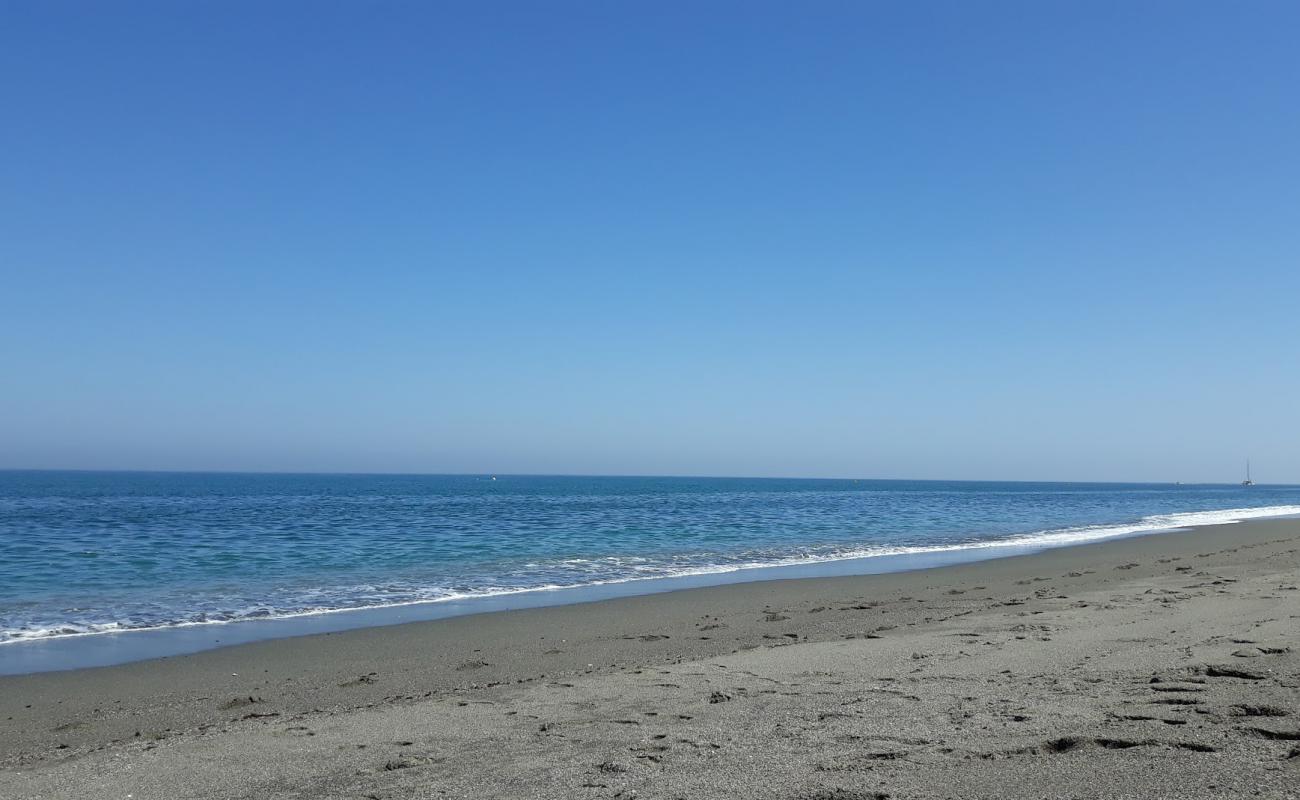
3 471 1299 673
0 537 1061 674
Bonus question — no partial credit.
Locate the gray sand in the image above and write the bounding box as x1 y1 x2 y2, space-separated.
3 520 1299 799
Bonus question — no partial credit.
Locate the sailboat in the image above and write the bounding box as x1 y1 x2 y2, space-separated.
1241 460 1254 486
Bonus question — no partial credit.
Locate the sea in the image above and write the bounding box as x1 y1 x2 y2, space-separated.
2 471 1299 672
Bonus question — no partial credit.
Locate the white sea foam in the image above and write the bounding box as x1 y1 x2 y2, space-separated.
4 503 1299 645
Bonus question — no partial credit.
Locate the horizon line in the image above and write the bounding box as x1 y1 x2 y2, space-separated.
0 467 1288 487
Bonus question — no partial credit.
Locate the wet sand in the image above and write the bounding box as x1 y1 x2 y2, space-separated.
2 519 1299 799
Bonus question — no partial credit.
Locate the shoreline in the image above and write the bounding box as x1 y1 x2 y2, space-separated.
3 517 1299 798
5 503 1299 675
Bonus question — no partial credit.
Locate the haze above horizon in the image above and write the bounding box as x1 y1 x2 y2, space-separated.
3 2 1298 483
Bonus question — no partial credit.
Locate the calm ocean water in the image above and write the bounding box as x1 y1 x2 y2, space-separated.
3 471 1299 646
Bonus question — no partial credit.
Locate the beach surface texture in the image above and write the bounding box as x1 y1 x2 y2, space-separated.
3 519 1299 799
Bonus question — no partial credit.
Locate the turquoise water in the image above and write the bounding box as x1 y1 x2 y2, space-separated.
3 472 1299 655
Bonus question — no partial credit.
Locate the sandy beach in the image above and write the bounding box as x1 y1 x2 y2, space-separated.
3 519 1298 799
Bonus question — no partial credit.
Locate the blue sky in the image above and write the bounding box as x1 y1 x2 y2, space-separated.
3 1 1298 482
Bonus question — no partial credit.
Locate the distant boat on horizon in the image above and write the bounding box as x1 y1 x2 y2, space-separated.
1242 460 1254 486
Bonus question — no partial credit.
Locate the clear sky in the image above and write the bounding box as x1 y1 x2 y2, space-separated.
3 1 1298 482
